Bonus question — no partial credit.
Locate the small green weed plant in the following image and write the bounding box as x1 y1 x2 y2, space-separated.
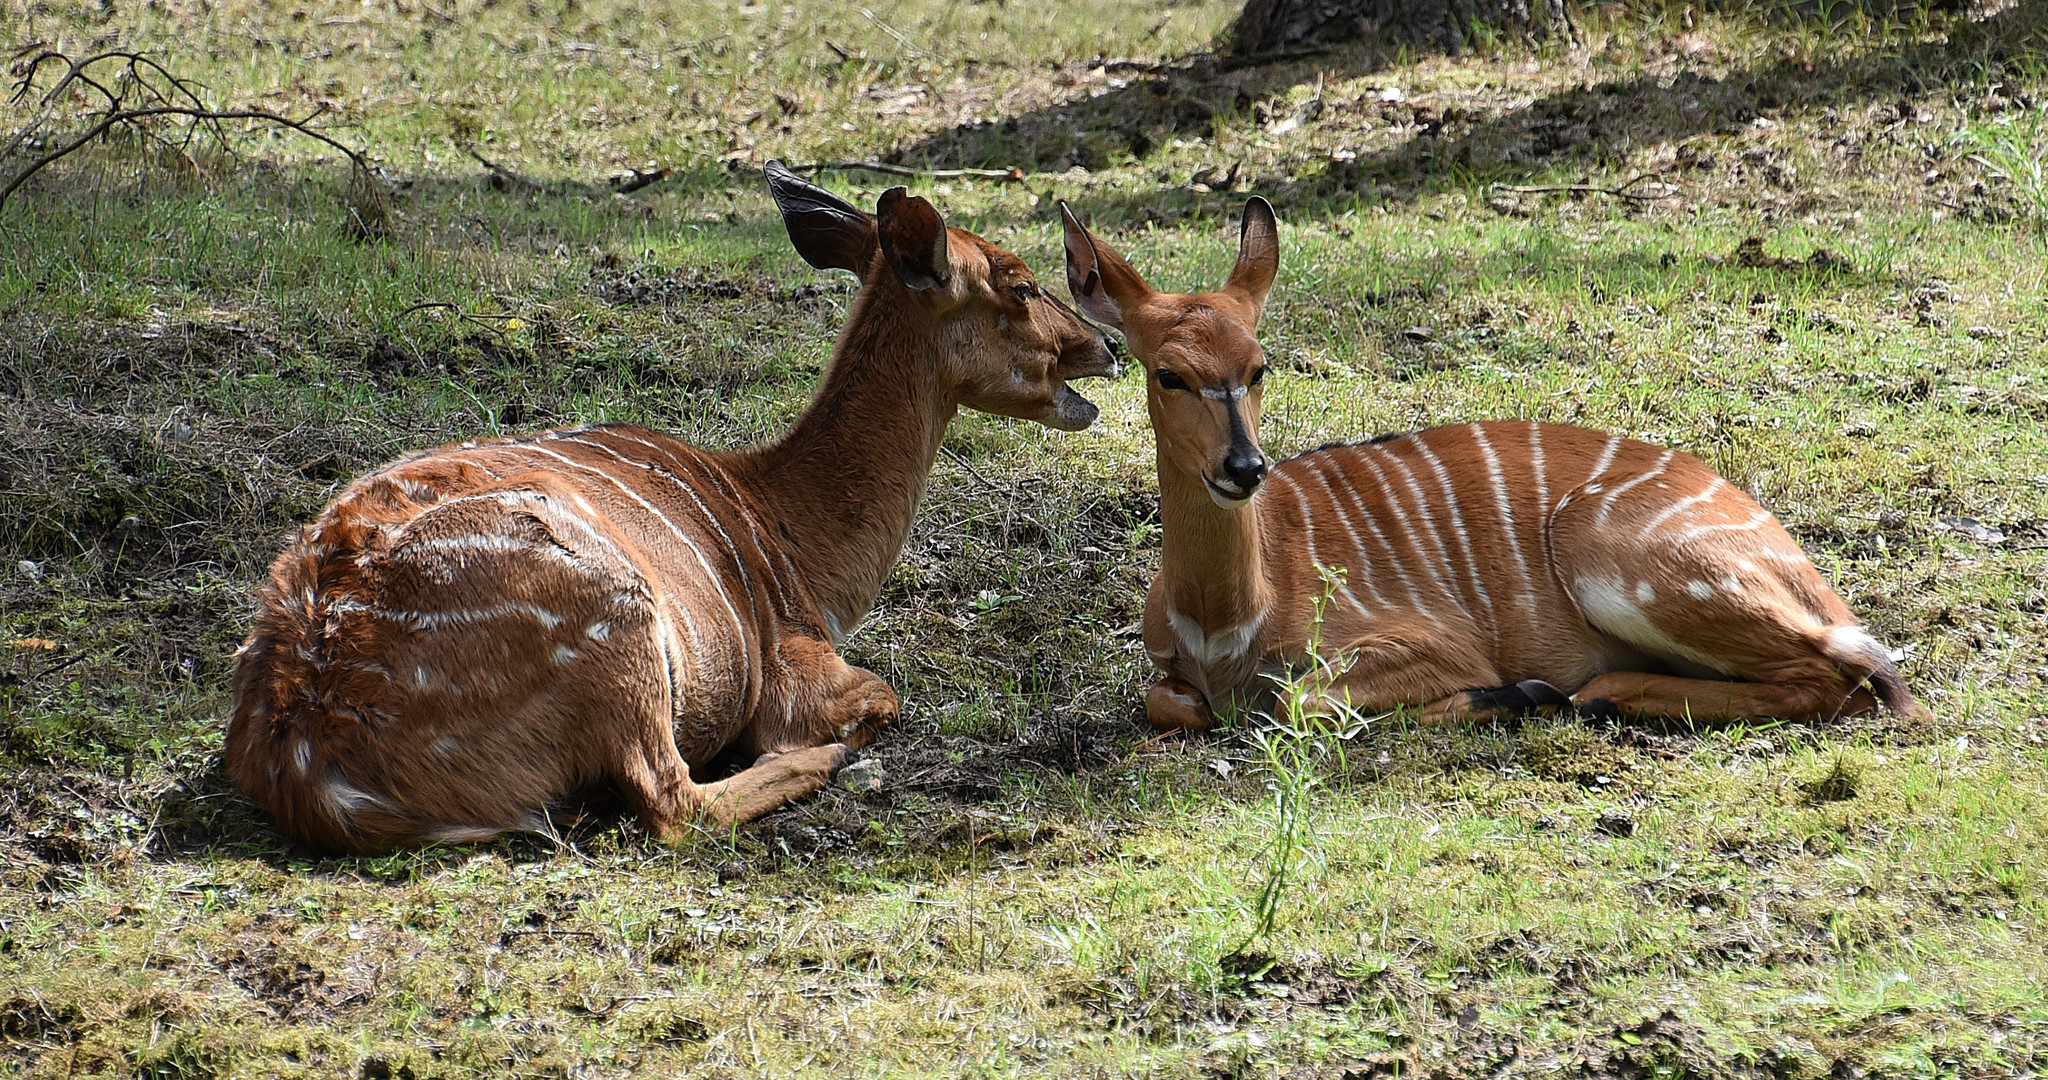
1954 103 2048 225
1238 565 1377 949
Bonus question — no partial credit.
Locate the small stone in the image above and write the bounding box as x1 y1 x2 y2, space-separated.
837 757 885 794
16 560 41 581
1595 808 1636 838
1402 326 1433 343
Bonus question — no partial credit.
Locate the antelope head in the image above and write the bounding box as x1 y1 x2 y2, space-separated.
766 161 1121 431
1060 197 1280 507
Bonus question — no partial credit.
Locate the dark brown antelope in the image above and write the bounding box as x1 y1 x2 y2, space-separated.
226 163 1120 853
1060 197 1925 731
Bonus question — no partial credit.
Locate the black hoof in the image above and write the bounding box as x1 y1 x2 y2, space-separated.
1464 679 1572 715
1572 699 1623 722
1515 680 1572 707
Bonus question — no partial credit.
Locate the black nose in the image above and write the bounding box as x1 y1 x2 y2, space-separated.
1223 446 1268 492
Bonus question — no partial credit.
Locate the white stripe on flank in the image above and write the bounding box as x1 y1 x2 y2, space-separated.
1635 476 1726 541
1466 425 1539 617
396 532 594 576
689 455 806 616
329 597 564 631
1351 446 1463 609
1292 467 1393 613
1583 433 1623 488
1275 471 1372 618
413 490 634 570
1310 456 1442 624
563 435 764 629
1402 434 1495 618
1672 509 1773 544
507 442 731 653
1593 449 1675 528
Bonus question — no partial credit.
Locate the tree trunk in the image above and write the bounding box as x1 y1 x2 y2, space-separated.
1230 0 1575 57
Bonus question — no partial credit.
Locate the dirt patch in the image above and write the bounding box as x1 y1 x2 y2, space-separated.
224 943 366 1023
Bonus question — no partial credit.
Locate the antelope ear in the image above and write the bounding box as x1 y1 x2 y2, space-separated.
876 186 951 291
1058 201 1151 331
765 161 877 276
1223 196 1279 326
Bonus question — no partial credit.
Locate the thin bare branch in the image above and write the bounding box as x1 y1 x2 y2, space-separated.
1 103 373 215
1489 173 1677 203
790 160 1026 183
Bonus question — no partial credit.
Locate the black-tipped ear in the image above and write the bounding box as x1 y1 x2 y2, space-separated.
1224 196 1279 325
876 186 951 291
765 160 877 276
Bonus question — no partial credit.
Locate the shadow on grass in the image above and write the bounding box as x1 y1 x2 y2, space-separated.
889 1 2044 222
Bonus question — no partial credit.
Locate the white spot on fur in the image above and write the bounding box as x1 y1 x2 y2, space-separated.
1636 581 1657 604
292 738 312 775
1719 573 1743 594
427 824 504 844
431 736 459 756
1738 559 1757 573
323 775 384 817
1687 580 1715 600
585 621 611 642
414 665 432 689
1574 576 1726 675
1167 606 1268 666
551 644 580 666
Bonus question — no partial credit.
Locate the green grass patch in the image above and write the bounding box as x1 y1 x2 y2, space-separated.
4 0 2048 1075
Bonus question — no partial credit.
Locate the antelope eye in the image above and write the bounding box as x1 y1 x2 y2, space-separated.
1155 369 1191 392
1248 366 1267 386
1011 283 1036 302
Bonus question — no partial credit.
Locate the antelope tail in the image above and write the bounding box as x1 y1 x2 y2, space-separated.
1819 625 1928 721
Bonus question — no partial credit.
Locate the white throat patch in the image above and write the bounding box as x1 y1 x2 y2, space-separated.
1167 606 1268 667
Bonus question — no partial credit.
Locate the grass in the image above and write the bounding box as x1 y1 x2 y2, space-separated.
3 0 2048 1075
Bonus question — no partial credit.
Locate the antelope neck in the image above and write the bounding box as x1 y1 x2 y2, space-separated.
731 284 957 641
1156 455 1270 633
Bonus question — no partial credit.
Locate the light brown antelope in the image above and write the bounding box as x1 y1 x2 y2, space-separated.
225 163 1121 853
1060 197 1925 732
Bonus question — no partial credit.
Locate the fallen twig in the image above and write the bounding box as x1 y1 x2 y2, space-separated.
610 165 671 194
1215 46 1337 73
1490 174 1676 203
790 160 1025 183
396 301 523 333
576 993 663 1017
466 147 548 191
